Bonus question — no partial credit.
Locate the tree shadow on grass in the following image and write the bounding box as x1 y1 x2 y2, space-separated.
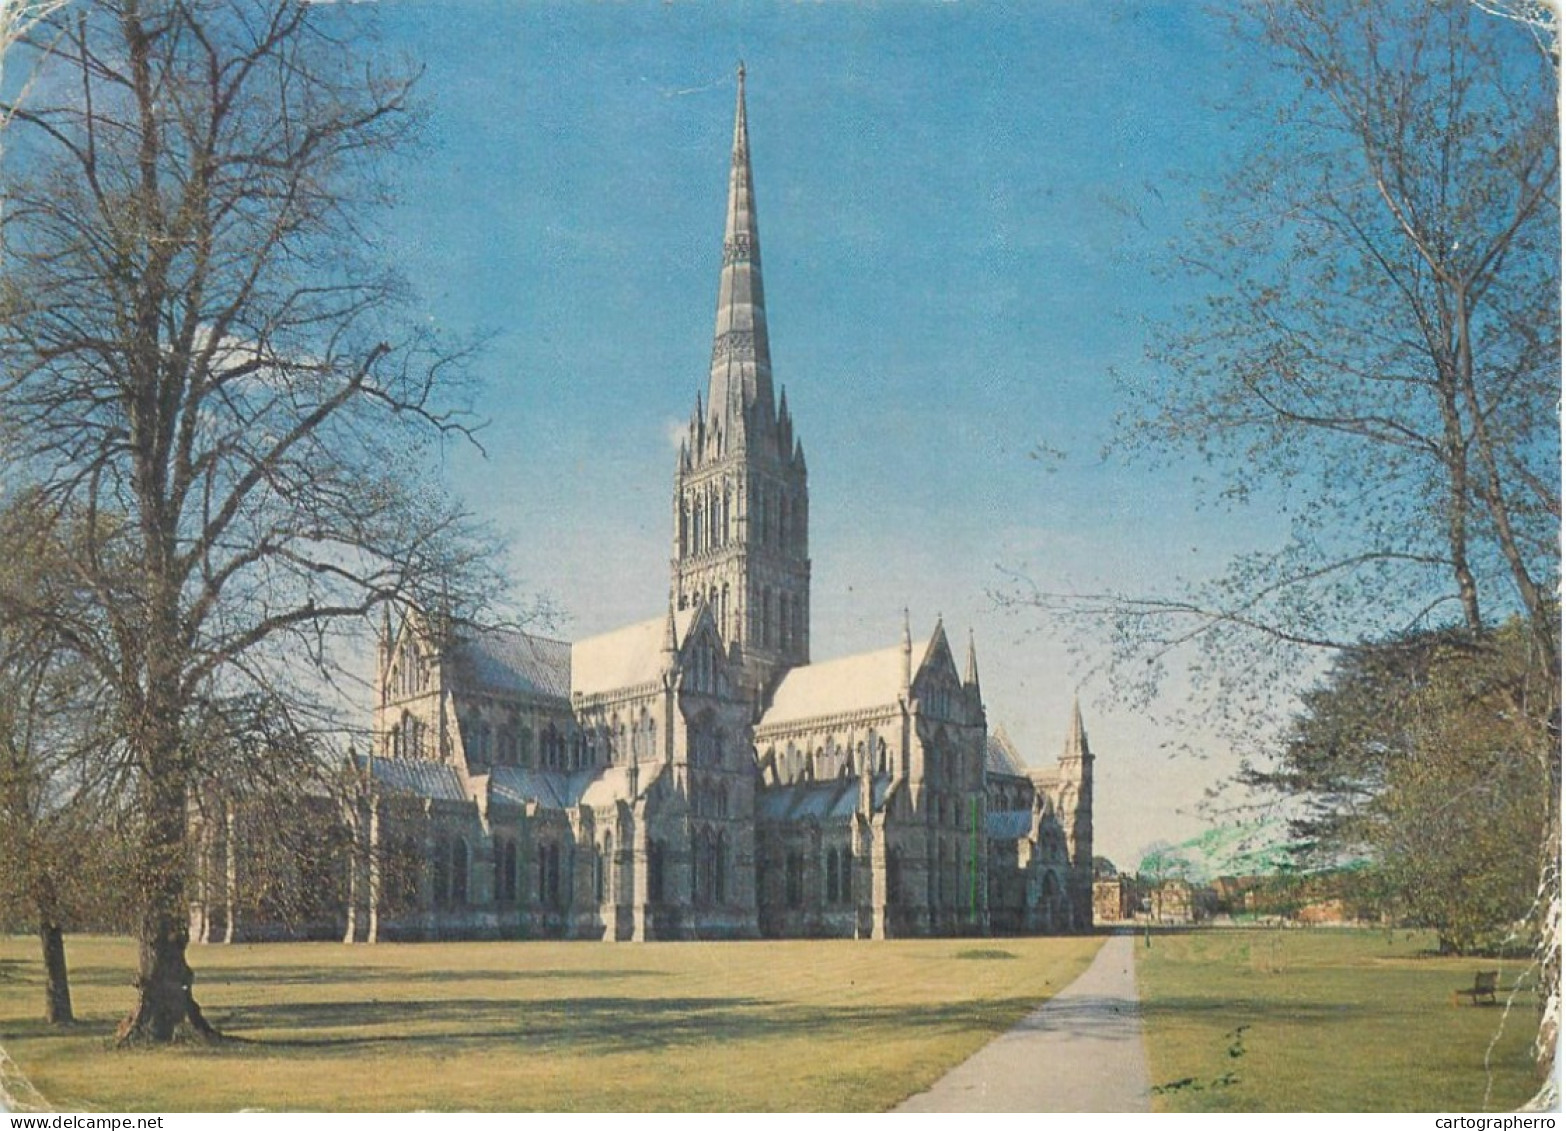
1008 994 1156 1041
206 993 1044 1059
1138 995 1374 1024
198 966 668 986
0 1018 121 1042
1 963 670 992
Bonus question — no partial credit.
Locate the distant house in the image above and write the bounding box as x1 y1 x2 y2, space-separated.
1151 879 1197 924
1093 875 1137 923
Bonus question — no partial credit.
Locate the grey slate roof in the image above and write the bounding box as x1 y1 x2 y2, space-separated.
488 765 592 809
447 627 572 701
359 755 469 803
987 809 1034 840
985 728 1030 778
487 764 641 810
756 775 890 822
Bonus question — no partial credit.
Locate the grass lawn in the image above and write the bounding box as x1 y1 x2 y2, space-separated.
1136 927 1546 1112
0 933 1102 1112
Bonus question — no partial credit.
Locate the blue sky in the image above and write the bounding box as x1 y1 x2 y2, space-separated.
341 0 1302 867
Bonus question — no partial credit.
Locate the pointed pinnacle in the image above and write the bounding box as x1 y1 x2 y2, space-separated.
663 602 679 655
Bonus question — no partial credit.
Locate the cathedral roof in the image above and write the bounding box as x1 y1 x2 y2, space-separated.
571 609 698 698
758 645 907 729
987 809 1034 841
488 764 643 811
985 727 1030 778
757 774 890 821
360 756 469 803
489 765 592 809
447 627 571 702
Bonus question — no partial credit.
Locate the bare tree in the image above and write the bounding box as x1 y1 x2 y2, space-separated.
0 502 133 1024
0 0 74 264
1105 0 1556 667
1005 0 1558 1074
0 0 500 1042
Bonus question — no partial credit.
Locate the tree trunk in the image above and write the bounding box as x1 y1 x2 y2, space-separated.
116 920 214 1043
116 697 216 1044
343 801 359 945
367 797 381 945
117 826 216 1043
38 917 72 1025
223 798 237 945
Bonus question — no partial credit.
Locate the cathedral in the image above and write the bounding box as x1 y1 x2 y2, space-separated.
191 69 1095 944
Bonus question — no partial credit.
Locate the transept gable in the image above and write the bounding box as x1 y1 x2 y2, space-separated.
674 600 734 699
910 620 971 721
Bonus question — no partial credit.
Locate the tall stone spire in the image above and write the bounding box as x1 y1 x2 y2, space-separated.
1062 695 1092 764
672 65 809 702
707 62 774 434
1058 694 1094 874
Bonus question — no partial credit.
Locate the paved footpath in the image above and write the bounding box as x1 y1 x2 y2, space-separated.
895 931 1152 1113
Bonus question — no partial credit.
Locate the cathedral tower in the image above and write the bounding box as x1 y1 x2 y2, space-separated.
673 66 810 701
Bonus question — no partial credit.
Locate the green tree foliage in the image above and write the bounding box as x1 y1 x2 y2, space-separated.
1255 621 1556 955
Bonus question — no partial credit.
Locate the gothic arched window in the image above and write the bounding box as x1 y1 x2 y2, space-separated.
451 838 469 905
542 843 561 908
785 850 804 908
433 835 451 906
648 841 666 904
495 839 518 903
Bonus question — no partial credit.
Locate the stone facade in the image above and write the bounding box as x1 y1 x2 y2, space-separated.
1093 876 1139 924
190 68 1095 944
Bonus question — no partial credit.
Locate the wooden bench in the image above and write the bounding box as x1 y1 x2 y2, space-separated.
1452 970 1500 1006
